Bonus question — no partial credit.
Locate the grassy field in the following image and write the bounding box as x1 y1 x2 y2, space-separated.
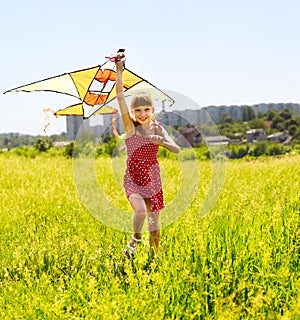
0 154 299 319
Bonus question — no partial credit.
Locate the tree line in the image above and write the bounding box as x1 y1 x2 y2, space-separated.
204 107 300 142
1 108 300 159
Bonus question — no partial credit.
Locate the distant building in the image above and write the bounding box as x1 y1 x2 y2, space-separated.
246 129 267 143
66 116 83 140
252 102 300 115
203 136 230 146
53 141 72 147
204 105 244 123
268 132 289 143
156 111 188 127
178 127 202 147
66 114 124 140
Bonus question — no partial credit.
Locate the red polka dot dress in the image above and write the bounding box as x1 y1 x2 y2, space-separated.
124 134 165 214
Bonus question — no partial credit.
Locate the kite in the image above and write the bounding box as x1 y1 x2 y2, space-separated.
4 50 175 123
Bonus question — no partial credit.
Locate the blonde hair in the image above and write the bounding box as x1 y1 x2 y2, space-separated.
130 91 153 110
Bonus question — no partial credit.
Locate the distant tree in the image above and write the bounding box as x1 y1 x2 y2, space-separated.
248 118 267 130
271 115 285 130
102 133 114 143
256 111 264 119
4 138 9 147
284 118 298 130
242 106 256 121
50 132 67 142
288 124 298 136
294 127 300 140
34 137 53 152
219 114 234 124
265 110 277 121
64 142 75 158
279 108 292 120
104 138 118 156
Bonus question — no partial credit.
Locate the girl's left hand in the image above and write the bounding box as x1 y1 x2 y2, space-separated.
149 135 164 145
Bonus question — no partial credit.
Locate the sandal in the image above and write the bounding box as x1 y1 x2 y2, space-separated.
124 235 142 258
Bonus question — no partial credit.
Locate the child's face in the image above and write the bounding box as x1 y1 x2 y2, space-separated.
132 106 154 125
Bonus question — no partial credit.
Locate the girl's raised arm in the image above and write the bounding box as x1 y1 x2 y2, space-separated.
116 59 134 134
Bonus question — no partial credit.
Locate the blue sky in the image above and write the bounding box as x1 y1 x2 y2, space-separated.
1 0 300 134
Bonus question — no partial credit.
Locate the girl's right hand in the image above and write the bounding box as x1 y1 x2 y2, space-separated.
148 134 164 145
115 52 126 66
115 53 126 71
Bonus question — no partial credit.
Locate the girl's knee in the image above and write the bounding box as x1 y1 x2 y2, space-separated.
134 210 147 219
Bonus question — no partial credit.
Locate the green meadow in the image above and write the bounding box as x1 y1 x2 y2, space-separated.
0 153 299 319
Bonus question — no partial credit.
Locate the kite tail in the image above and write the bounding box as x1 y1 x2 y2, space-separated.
112 109 120 139
43 108 57 134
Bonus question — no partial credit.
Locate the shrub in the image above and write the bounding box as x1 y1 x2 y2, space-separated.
250 141 267 157
34 137 53 152
226 145 249 159
11 146 38 158
266 143 283 156
63 142 75 158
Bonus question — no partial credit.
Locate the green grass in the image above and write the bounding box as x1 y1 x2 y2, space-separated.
0 154 299 319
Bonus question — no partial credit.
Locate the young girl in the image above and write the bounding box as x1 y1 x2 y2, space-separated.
115 53 180 258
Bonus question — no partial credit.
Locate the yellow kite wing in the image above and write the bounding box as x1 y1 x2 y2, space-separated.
4 55 174 119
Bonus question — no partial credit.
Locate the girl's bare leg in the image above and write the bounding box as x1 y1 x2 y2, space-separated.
128 193 148 246
146 201 160 256
149 230 160 254
126 195 160 258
